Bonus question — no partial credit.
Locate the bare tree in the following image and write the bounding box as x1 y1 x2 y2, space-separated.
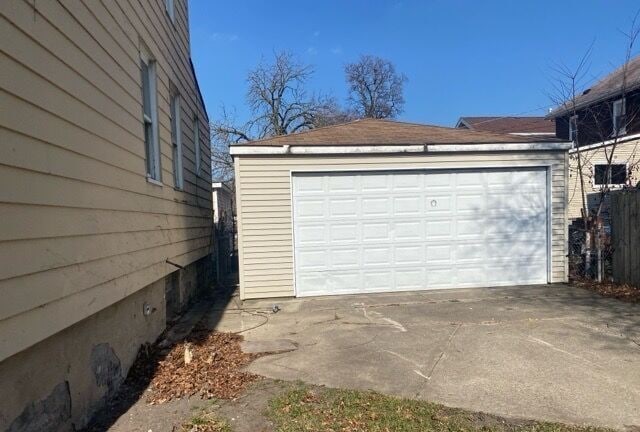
345 55 407 119
211 52 330 180
312 97 357 128
549 12 640 280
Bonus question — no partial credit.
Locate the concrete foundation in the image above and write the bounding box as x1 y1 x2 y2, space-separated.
0 256 213 431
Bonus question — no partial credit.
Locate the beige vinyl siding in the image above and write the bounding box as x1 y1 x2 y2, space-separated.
567 139 640 220
236 152 568 299
0 0 211 360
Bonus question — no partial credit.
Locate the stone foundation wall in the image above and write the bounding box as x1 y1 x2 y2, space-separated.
0 257 213 431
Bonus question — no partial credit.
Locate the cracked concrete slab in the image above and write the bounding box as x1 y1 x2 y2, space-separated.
205 284 640 429
240 339 298 354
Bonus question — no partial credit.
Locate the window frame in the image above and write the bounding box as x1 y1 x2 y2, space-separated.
569 114 578 142
140 49 161 184
612 98 627 136
194 115 201 176
165 0 175 23
593 163 628 187
171 92 184 190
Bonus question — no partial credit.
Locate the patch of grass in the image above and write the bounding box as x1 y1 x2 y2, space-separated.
267 384 614 432
180 411 231 432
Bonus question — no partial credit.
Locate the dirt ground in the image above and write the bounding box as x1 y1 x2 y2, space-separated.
88 378 283 432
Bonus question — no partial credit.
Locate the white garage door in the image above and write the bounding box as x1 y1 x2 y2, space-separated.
292 168 549 297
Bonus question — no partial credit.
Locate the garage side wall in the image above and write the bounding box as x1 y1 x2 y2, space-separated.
235 152 568 299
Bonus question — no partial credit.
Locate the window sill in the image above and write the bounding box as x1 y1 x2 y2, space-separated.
593 184 626 188
146 176 163 187
610 129 627 138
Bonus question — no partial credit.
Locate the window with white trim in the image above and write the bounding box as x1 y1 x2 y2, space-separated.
612 98 626 136
594 163 627 186
569 115 578 142
141 50 160 182
194 115 201 175
165 0 175 22
171 93 184 189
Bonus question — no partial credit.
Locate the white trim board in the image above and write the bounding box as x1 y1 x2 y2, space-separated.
231 142 571 155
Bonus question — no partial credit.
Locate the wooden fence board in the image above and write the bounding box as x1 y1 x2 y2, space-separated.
611 190 640 286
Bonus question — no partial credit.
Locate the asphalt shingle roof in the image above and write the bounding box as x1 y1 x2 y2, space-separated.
458 116 555 134
550 55 640 117
235 118 561 147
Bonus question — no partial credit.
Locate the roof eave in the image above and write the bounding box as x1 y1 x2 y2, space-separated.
230 142 572 156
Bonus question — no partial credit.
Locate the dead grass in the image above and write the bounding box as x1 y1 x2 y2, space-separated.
267 384 615 432
573 278 640 303
180 411 231 432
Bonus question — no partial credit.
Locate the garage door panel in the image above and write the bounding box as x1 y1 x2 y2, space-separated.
393 173 421 190
425 195 453 213
426 245 453 263
395 245 423 264
294 176 324 194
362 247 392 265
295 199 325 218
364 271 393 290
329 198 358 217
293 168 548 296
330 248 360 268
361 174 390 191
328 175 357 192
362 197 391 216
363 222 391 241
394 220 423 239
330 223 359 242
297 224 326 244
394 196 421 215
424 172 453 187
297 250 328 270
425 220 452 237
396 269 425 289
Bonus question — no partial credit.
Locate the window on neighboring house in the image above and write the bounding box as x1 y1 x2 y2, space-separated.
193 115 201 175
612 98 626 136
569 115 578 142
165 0 175 22
141 50 160 182
594 163 627 186
171 93 184 189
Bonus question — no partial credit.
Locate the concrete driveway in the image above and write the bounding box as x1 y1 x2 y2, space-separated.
210 285 640 429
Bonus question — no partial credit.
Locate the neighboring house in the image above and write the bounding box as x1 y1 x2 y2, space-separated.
549 55 640 221
212 181 235 229
231 119 571 300
0 1 211 430
212 182 236 283
456 116 556 136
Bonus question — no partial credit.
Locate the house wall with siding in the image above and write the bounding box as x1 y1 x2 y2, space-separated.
567 139 640 219
235 151 568 300
0 0 211 361
555 89 640 146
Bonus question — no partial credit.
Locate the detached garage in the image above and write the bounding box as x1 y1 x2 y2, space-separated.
231 119 571 299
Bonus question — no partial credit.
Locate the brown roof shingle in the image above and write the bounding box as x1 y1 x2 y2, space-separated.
550 55 640 117
457 116 556 134
234 118 561 147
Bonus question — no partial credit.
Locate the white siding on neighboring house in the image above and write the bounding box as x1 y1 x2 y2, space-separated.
567 138 640 220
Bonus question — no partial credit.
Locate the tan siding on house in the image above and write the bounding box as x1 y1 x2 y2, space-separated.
567 139 640 219
236 152 568 299
0 0 211 361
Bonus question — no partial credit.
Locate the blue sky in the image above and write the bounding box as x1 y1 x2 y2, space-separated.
189 1 640 127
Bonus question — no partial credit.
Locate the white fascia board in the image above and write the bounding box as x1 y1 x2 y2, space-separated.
426 142 572 152
230 145 425 155
230 142 572 155
568 132 640 154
